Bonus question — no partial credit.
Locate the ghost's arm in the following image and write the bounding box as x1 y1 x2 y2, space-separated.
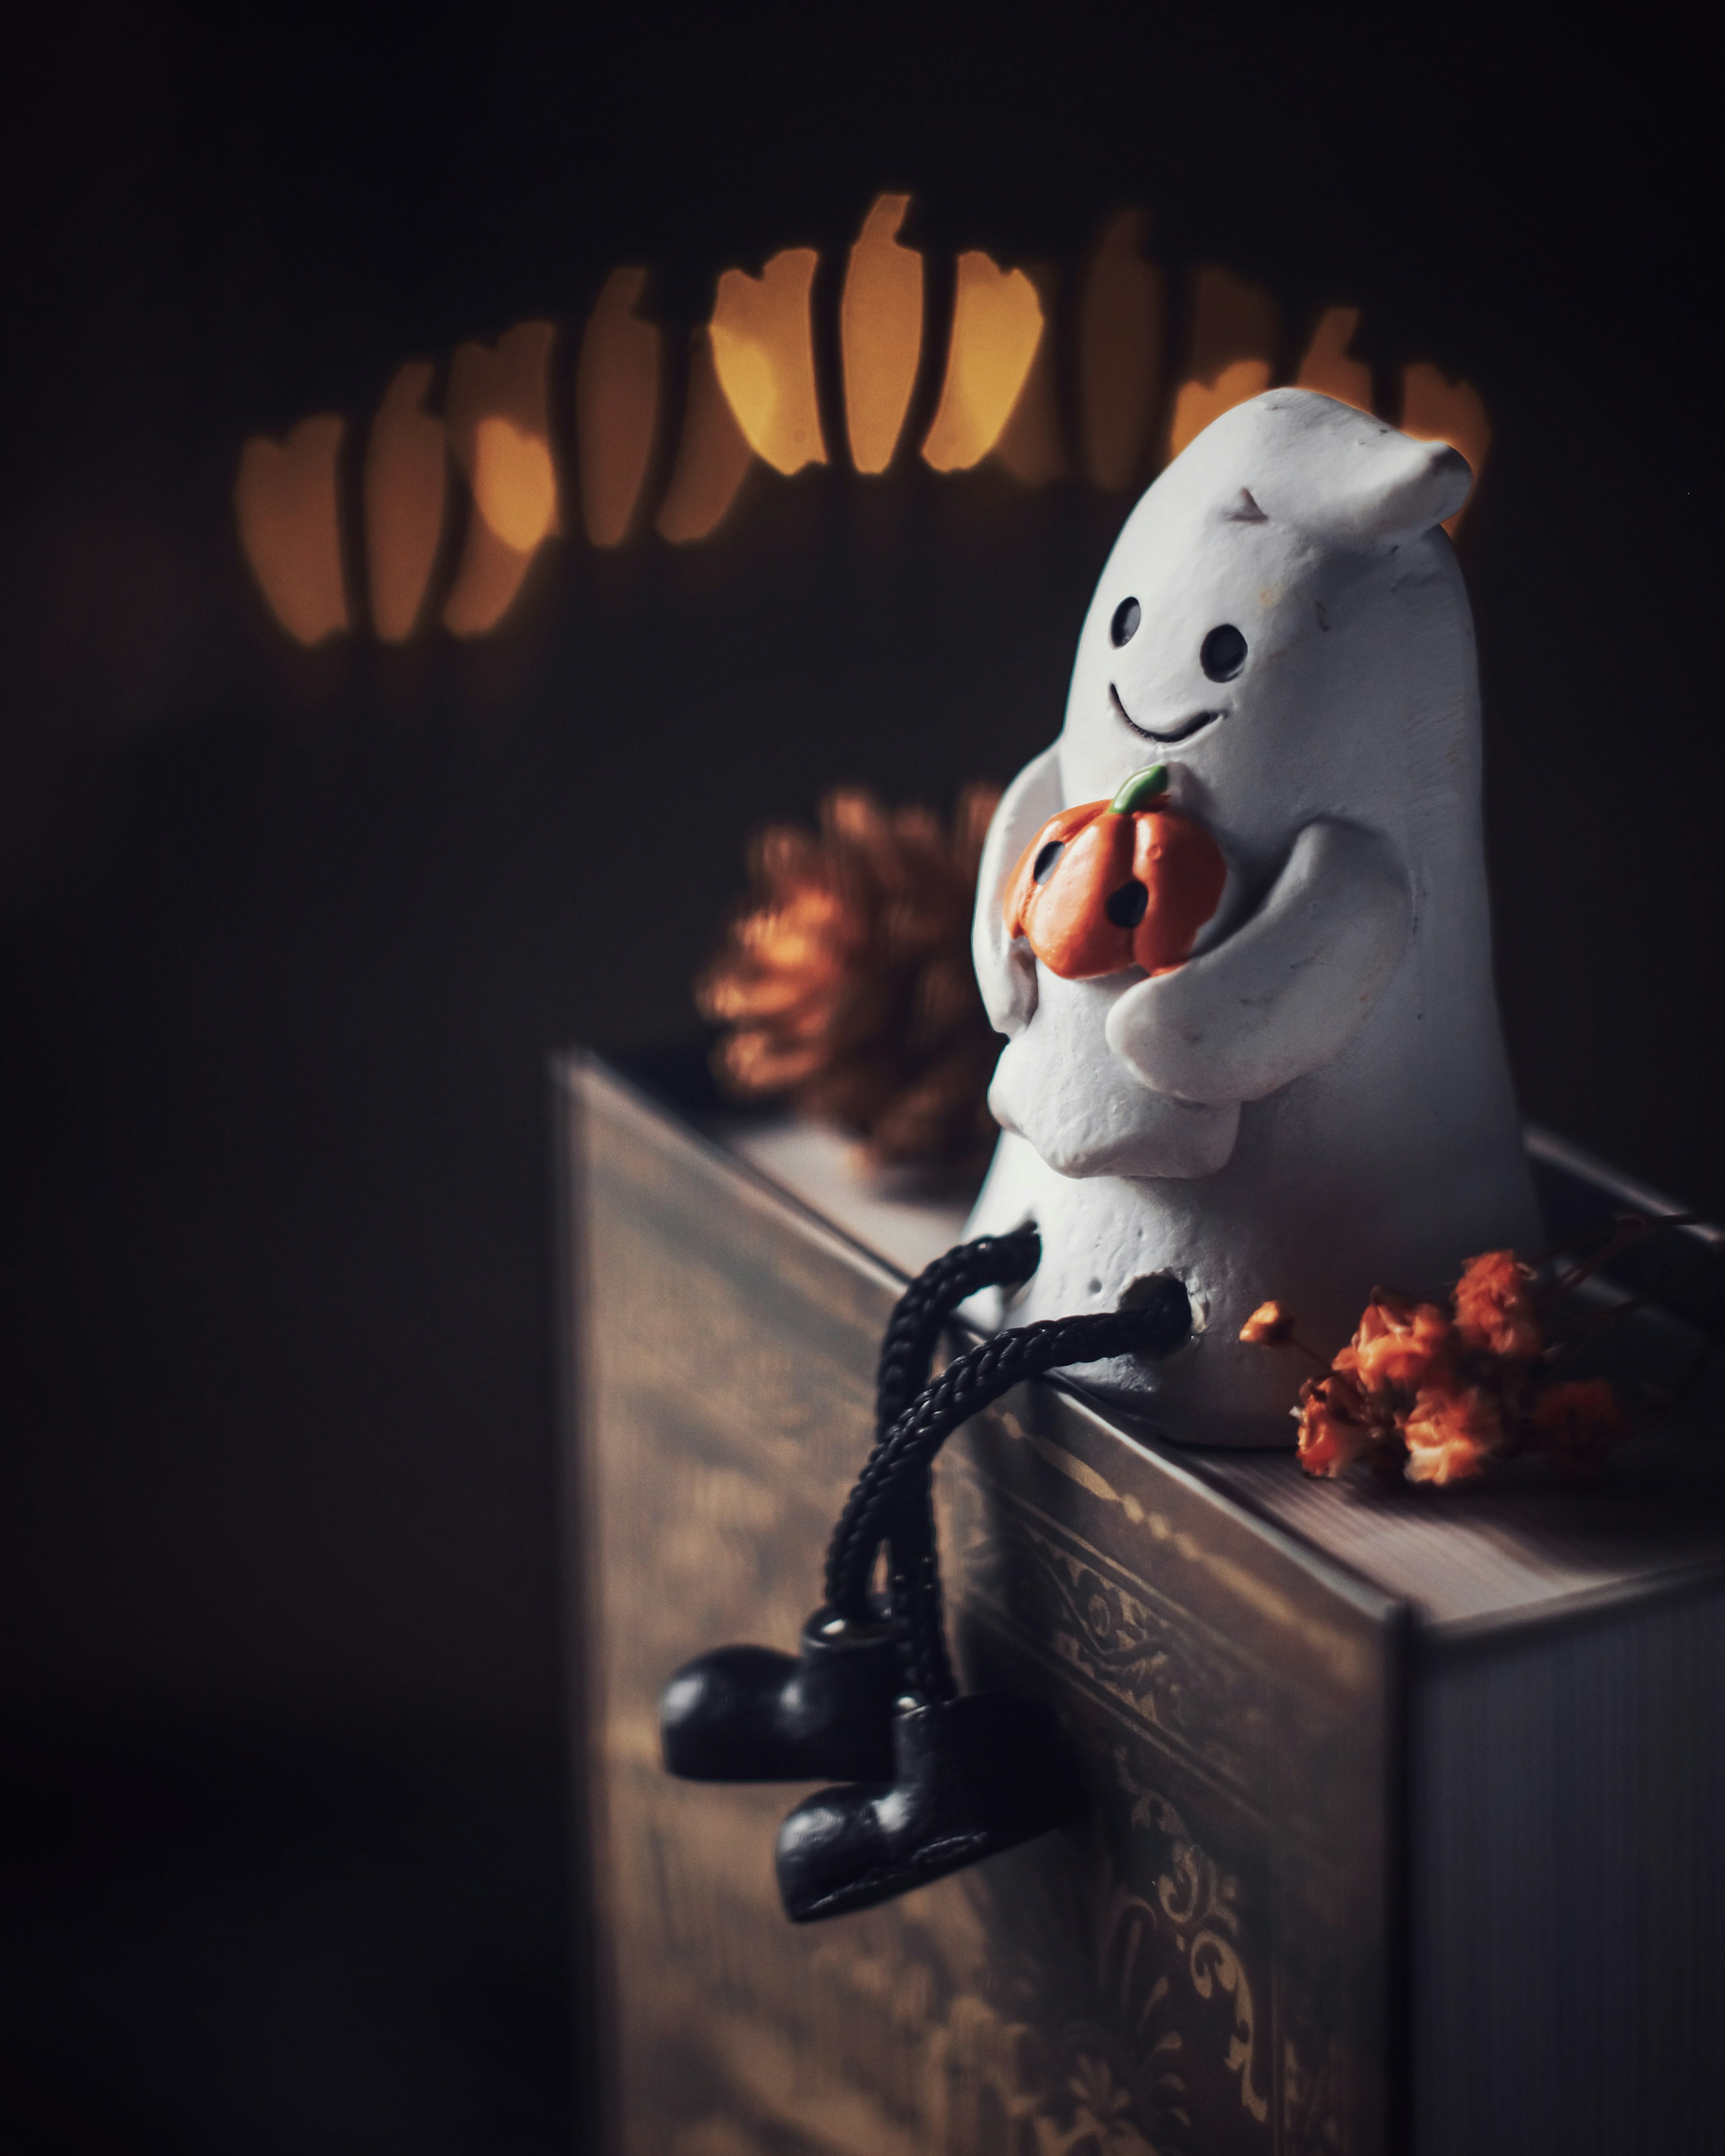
972 741 1062 1037
1105 819 1411 1104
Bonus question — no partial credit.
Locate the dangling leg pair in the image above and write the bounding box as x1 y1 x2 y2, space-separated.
659 1232 1190 1921
658 1231 1040 1790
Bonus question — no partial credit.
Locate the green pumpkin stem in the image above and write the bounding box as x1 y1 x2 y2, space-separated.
1109 764 1169 815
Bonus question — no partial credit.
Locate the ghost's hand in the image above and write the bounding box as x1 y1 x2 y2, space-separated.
972 741 1062 1037
1105 819 1411 1104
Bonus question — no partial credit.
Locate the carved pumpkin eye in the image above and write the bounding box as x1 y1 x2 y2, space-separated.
1110 598 1141 647
1200 624 1247 681
1032 840 1066 884
1104 880 1149 928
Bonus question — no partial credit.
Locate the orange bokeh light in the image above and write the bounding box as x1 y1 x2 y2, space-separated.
364 362 447 642
234 414 350 647
473 417 557 553
656 329 755 543
442 321 560 638
1077 210 1163 492
578 267 664 548
710 249 827 477
921 252 1044 473
1168 267 1280 460
990 264 1066 487
1295 306 1374 416
1401 362 1491 532
238 214 1496 643
1169 359 1272 460
840 194 923 475
576 268 662 548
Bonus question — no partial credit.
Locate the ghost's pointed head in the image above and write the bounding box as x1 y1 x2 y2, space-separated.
1221 390 1472 548
1060 389 1479 853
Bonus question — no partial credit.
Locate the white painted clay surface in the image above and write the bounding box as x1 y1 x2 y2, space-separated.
966 388 1539 1445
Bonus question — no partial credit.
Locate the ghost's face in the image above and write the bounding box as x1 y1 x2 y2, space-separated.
1057 392 1476 867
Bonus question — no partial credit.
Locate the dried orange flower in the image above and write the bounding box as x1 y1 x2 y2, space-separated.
1333 1293 1455 1398
1453 1250 1542 1361
1269 1236 1637 1493
1239 1300 1295 1346
1527 1378 1630 1475
1402 1383 1502 1485
1294 1376 1372 1479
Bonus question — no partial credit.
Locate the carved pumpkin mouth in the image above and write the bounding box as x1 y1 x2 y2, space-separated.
1109 684 1225 745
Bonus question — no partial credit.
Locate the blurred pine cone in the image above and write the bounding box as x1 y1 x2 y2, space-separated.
696 783 1003 1171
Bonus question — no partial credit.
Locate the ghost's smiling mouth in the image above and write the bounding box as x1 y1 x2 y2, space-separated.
1109 685 1226 745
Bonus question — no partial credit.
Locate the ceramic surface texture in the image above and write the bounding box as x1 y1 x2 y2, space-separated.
966 389 1539 1444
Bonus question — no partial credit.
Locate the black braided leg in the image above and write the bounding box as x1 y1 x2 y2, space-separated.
828 1284 1192 1690
864 1230 1039 1705
827 1228 1041 1644
886 1476 951 1701
873 1227 1041 1440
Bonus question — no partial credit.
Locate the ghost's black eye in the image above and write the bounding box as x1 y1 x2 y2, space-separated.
1110 598 1141 647
1200 624 1247 681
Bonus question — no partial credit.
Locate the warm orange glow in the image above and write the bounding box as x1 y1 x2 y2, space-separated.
575 267 662 547
1168 359 1272 459
241 222 1491 647
656 329 755 543
1295 306 1373 415
1168 267 1280 459
1401 362 1491 532
473 417 557 552
921 252 1044 473
442 524 535 637
444 321 560 522
709 249 827 477
1077 209 1163 490
991 264 1066 486
442 321 559 637
234 415 350 647
840 194 923 474
363 362 447 642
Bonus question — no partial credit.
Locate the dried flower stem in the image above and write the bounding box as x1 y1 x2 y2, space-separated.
1544 1237 1725 1381
1284 1332 1332 1370
1547 1212 1709 1304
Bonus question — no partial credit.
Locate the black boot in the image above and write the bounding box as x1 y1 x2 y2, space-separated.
659 1606 902 1783
774 1690 1082 1922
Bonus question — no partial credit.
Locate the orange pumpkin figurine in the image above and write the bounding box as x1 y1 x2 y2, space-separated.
1003 764 1226 981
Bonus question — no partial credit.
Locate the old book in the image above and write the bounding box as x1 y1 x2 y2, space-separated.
557 1053 1725 2156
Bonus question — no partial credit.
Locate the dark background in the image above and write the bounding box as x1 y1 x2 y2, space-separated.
0 4 1715 2147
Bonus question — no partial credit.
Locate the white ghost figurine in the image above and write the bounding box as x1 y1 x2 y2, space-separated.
965 388 1539 1445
